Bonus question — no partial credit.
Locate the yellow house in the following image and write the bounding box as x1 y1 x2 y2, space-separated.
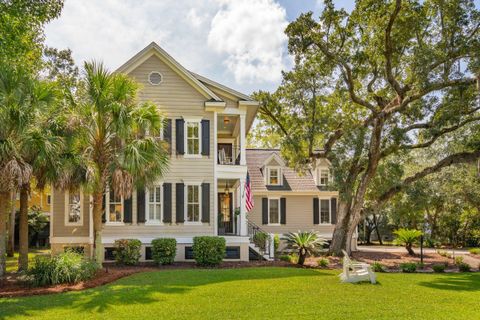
15 184 51 215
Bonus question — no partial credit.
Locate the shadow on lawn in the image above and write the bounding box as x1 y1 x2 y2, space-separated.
418 273 480 292
0 267 326 319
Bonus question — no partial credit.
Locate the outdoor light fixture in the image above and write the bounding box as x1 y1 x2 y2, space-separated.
223 116 230 125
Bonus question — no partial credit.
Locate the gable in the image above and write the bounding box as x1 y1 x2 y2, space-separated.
266 157 283 167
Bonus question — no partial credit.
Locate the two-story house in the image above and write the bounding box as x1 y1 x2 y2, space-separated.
49 42 344 262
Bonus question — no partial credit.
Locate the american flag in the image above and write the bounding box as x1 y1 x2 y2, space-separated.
245 172 254 212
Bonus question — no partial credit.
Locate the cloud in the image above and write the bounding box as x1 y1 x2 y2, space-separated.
208 0 288 84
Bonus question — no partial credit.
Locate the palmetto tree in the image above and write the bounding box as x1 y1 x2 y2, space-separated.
73 61 169 263
282 231 326 265
394 228 422 255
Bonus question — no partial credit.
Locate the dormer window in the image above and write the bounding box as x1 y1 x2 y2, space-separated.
319 169 329 186
267 167 282 186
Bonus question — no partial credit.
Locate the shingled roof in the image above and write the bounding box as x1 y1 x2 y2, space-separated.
246 149 319 192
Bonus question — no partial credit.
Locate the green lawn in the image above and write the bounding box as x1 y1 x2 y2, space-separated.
1 267 479 320
6 249 49 273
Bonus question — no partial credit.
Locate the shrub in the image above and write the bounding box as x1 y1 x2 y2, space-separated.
151 238 177 265
282 231 325 265
279 253 298 264
399 262 417 273
253 232 269 250
274 234 280 253
279 254 291 262
393 229 422 255
317 258 329 268
437 250 448 257
432 264 446 273
28 251 98 287
417 262 425 270
371 262 386 272
458 262 471 272
114 239 142 265
192 236 226 267
454 256 464 265
468 248 480 255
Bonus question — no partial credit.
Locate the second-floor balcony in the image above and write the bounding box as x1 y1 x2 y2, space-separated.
216 113 246 168
218 145 240 165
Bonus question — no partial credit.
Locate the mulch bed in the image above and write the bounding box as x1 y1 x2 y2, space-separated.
0 260 291 298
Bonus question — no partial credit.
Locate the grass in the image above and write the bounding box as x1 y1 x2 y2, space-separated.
1 267 479 320
6 249 50 273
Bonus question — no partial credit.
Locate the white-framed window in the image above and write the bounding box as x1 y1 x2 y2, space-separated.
146 184 163 224
185 119 202 157
106 189 124 224
148 71 163 85
65 190 82 226
319 169 329 186
268 198 280 225
185 184 201 223
267 167 282 186
320 198 331 224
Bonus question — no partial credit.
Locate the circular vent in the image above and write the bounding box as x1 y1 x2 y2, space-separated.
148 71 163 85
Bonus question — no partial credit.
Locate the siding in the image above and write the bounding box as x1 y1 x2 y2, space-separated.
51 188 90 237
248 195 335 238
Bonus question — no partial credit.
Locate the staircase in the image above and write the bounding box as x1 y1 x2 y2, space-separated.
247 221 274 261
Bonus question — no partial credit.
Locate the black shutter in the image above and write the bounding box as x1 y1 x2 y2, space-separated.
164 118 172 154
280 197 286 225
123 197 132 223
137 188 146 223
331 197 337 224
176 183 184 223
163 183 172 223
313 198 319 225
201 119 210 156
175 119 184 155
262 198 268 225
102 194 106 223
201 183 210 223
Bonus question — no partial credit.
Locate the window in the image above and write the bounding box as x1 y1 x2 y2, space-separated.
47 194 51 205
186 184 201 222
186 121 201 155
268 198 280 225
65 191 82 225
107 190 123 223
148 71 163 85
320 199 330 224
319 169 329 186
147 185 162 223
267 167 281 185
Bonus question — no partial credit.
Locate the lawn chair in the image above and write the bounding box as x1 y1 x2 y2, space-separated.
339 250 376 284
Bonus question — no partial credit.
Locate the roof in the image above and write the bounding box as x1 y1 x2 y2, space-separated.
190 72 254 102
246 149 320 192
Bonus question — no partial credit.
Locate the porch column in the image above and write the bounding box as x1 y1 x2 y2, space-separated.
239 177 248 236
239 114 246 165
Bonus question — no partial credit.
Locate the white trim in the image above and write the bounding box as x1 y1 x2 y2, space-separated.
50 236 91 244
318 197 332 225
213 111 218 236
266 166 282 186
64 190 83 226
89 195 94 247
267 197 281 226
317 168 330 186
183 118 202 158
148 71 163 85
105 189 125 225
49 189 54 238
145 183 164 225
262 153 286 167
184 183 202 224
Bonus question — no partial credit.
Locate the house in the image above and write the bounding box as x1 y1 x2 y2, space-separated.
49 42 344 261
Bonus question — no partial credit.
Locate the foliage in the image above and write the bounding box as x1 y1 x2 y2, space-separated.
469 248 480 255
399 263 417 273
282 231 325 265
458 262 471 272
113 239 142 266
27 206 49 234
394 229 422 255
454 256 464 265
27 250 98 287
192 236 226 267
317 258 329 268
432 264 446 273
274 234 280 252
279 253 298 264
371 262 386 273
151 238 177 265
253 232 269 250
437 250 449 257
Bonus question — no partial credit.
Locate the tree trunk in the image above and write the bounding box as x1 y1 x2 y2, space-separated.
406 243 415 255
0 192 9 277
329 201 351 255
18 185 29 271
373 213 383 245
6 191 15 257
298 249 306 265
92 191 104 264
365 225 372 245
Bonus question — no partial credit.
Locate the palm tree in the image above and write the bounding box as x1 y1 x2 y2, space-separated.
282 231 326 265
72 61 169 263
394 228 422 255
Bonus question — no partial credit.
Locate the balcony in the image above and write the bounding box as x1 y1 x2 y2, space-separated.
218 145 240 165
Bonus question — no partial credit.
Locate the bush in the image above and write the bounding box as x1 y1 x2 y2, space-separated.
454 256 464 265
317 258 329 268
432 264 446 273
437 250 448 257
192 236 226 267
468 248 480 255
458 262 471 272
151 238 177 265
417 262 425 270
399 262 417 273
28 251 98 287
114 239 142 265
372 262 386 272
279 253 298 264
274 234 280 253
253 232 269 250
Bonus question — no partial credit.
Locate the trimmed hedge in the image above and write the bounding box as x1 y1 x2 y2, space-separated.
152 238 177 265
114 239 142 265
192 236 226 266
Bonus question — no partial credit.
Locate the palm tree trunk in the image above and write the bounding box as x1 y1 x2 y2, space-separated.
0 192 9 277
298 249 306 265
6 191 15 257
92 191 104 264
18 185 29 271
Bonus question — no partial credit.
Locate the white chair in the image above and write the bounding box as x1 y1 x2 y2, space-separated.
218 149 226 165
339 250 376 284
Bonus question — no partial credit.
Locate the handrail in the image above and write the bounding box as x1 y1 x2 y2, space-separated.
247 221 272 258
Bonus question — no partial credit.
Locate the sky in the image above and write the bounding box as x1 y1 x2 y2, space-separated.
44 0 477 95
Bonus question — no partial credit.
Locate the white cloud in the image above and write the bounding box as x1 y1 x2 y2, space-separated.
208 0 288 84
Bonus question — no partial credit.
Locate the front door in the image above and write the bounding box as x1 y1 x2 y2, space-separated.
218 193 233 234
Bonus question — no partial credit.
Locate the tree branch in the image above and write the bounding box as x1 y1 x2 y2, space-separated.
385 0 404 97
